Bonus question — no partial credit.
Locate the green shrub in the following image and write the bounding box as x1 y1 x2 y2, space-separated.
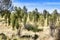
25 24 43 32
0 33 7 40
13 38 17 40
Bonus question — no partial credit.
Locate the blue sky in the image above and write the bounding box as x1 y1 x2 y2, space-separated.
12 0 60 13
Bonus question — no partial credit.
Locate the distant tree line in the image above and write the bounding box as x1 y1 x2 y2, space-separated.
0 0 60 30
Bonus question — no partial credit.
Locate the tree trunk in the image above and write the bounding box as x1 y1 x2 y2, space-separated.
55 28 60 40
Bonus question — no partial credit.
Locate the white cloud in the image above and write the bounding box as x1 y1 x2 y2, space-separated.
43 2 60 5
13 2 41 7
12 2 60 13
13 2 60 7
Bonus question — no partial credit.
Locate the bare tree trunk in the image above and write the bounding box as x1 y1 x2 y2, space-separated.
55 28 60 40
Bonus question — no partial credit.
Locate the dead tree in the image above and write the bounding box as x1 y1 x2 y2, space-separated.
50 22 55 37
55 28 60 40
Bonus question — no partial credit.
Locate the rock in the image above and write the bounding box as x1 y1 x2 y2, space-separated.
20 30 35 37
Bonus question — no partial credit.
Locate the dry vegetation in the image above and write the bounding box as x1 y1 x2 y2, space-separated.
0 7 60 40
0 0 60 40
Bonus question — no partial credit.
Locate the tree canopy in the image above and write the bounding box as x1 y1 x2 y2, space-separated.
0 0 12 11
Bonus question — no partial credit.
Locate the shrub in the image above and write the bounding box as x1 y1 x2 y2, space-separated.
24 24 43 32
13 38 17 40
